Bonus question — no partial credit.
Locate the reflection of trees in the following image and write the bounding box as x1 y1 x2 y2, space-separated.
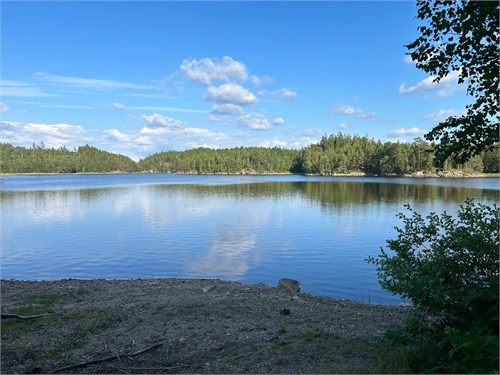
298 181 498 206
151 181 498 206
0 187 126 222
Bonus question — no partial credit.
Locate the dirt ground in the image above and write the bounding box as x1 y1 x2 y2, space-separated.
1 278 412 374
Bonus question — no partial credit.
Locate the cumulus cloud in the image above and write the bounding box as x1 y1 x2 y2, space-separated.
0 102 9 112
135 136 154 145
237 112 271 130
259 139 288 148
332 104 375 121
205 83 257 106
0 120 88 149
211 103 243 115
357 112 376 121
423 108 466 123
113 102 127 110
140 113 184 128
258 88 297 99
137 112 231 150
339 123 349 129
24 122 85 139
180 56 248 85
399 70 464 97
388 127 427 138
208 115 231 125
105 129 131 142
250 75 273 87
289 128 323 148
332 104 362 115
272 117 285 125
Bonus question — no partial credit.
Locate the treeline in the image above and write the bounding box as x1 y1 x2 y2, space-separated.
1 133 498 175
0 143 137 174
139 134 499 175
295 134 499 175
138 146 300 174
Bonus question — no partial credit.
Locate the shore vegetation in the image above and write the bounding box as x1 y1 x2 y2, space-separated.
1 133 498 175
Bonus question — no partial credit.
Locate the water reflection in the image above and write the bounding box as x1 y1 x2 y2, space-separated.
186 228 257 279
1 188 121 223
1 176 498 304
151 180 498 206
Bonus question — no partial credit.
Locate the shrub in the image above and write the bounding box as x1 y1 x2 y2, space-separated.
368 199 499 373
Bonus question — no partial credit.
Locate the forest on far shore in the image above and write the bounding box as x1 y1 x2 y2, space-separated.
1 133 499 175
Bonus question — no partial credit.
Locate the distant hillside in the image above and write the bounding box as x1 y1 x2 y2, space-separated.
1 133 498 175
0 143 137 174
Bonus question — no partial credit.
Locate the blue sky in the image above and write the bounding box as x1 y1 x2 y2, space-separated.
1 1 469 160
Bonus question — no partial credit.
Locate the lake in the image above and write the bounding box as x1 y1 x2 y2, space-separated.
1 174 498 304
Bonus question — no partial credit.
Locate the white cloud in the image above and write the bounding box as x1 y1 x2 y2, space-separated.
0 120 88 149
24 122 85 139
139 126 169 135
211 103 243 115
237 112 271 130
140 113 184 128
357 112 376 121
105 129 131 142
258 88 297 99
135 136 153 145
127 106 207 114
0 102 9 112
0 80 55 97
423 108 466 123
399 70 464 97
137 112 231 150
35 71 154 90
332 104 362 115
180 56 248 85
38 104 94 109
272 117 285 125
113 102 127 110
402 55 415 64
332 104 375 121
259 139 288 148
388 127 427 138
339 123 349 129
289 128 323 148
208 115 231 125
250 75 273 87
205 83 257 106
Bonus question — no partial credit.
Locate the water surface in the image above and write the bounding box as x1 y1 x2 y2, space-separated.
1 174 498 304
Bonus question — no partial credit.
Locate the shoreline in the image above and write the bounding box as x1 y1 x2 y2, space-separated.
1 171 498 178
2 278 413 374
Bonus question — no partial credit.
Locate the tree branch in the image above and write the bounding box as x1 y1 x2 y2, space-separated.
48 342 165 373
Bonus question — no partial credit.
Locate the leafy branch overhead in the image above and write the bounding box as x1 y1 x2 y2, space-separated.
406 0 499 167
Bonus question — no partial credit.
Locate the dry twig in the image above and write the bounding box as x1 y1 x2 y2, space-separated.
48 342 165 373
1 313 53 320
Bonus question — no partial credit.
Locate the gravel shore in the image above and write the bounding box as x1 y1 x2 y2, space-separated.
1 278 412 374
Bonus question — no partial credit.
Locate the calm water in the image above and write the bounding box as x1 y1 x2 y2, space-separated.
1 174 498 304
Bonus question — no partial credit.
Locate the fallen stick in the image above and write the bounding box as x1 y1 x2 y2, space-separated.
48 342 165 373
118 365 187 371
108 364 187 373
1 313 53 320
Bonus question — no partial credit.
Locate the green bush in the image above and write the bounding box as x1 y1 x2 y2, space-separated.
368 200 499 373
